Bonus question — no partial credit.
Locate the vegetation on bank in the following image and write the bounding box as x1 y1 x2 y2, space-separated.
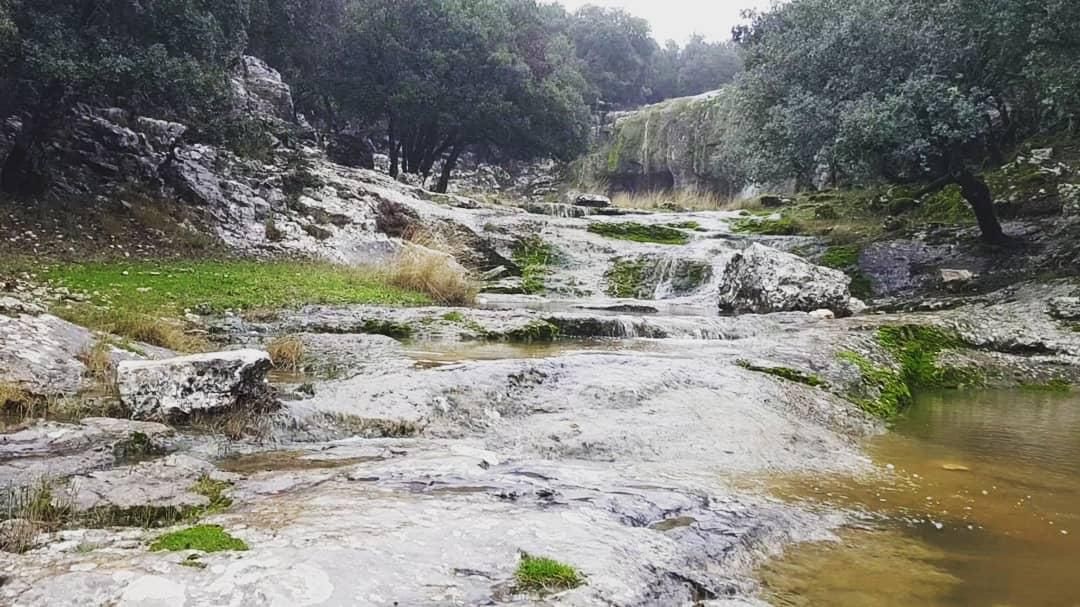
36 260 431 351
587 222 690 245
514 555 584 594
512 237 556 295
840 325 984 419
736 361 826 388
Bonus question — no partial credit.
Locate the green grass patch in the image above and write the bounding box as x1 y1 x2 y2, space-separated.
512 236 556 295
604 258 647 298
191 476 233 515
731 215 801 236
47 260 430 316
1020 379 1072 393
737 361 826 388
587 222 689 245
820 245 861 269
514 555 583 594
149 525 248 553
44 260 430 349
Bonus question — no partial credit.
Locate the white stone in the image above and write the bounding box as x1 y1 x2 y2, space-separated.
940 269 975 284
809 309 835 320
717 243 854 315
117 349 273 420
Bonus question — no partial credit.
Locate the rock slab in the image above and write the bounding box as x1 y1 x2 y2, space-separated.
117 349 273 419
718 243 854 315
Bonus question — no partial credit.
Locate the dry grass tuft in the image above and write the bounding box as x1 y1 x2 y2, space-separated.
611 189 740 211
59 308 209 353
0 383 40 418
77 339 115 385
267 335 305 371
0 479 75 553
385 245 478 306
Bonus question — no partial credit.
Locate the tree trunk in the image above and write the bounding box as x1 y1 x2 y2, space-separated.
387 116 399 178
435 144 462 194
953 168 1007 244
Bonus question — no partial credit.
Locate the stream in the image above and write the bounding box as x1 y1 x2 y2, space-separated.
759 389 1080 606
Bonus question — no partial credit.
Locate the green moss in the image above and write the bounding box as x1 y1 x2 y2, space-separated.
112 432 166 464
1020 379 1072 393
849 272 873 300
918 185 973 224
604 259 647 298
820 246 861 269
876 325 982 389
500 320 560 343
149 525 248 553
514 555 583 594
360 319 414 339
837 351 912 419
512 236 555 295
666 221 702 230
737 360 825 388
441 311 465 323
587 222 690 245
191 475 233 515
731 216 800 236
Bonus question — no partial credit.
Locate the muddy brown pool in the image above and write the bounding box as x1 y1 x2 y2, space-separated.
760 389 1080 607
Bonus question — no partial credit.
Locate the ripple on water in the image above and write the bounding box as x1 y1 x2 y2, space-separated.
759 389 1080 607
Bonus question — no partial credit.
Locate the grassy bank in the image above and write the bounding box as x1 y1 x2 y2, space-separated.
40 260 432 351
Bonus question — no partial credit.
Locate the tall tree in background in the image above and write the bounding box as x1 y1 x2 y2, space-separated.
568 5 657 108
0 0 250 194
735 0 1080 243
333 0 590 191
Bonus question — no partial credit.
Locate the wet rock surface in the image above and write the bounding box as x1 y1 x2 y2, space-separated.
717 243 854 315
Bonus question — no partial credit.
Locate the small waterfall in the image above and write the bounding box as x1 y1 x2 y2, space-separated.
651 255 682 299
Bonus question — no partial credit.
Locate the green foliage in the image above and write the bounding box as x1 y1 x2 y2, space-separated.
918 185 973 224
512 236 556 295
819 246 861 269
837 351 911 419
737 361 825 388
731 216 800 236
875 325 981 389
587 222 689 245
666 221 702 230
149 525 248 553
514 555 583 594
46 260 430 320
604 259 647 298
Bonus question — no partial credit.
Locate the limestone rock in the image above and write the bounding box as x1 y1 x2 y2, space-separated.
566 191 611 208
809 309 835 320
940 269 976 287
718 243 853 315
117 349 274 420
1048 296 1080 321
0 296 44 316
231 56 295 122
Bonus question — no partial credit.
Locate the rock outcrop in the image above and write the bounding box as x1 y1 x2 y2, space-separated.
230 56 296 123
718 243 855 315
117 350 274 420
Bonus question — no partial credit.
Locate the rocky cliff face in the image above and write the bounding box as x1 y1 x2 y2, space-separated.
578 88 749 196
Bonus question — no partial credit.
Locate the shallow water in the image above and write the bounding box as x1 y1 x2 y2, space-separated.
403 338 659 366
760 390 1080 607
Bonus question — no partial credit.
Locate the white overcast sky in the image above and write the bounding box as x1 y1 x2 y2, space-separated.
553 0 775 44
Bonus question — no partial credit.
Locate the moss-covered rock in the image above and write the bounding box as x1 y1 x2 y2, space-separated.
587 222 690 245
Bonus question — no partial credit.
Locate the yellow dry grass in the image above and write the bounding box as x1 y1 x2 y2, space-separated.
267 335 305 371
611 189 759 211
385 245 478 306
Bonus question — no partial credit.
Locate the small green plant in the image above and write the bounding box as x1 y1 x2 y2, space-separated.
605 258 647 298
514 555 583 594
731 216 800 236
820 245 861 269
587 222 690 245
149 525 248 553
512 236 555 294
737 361 826 388
191 475 233 514
441 311 465 323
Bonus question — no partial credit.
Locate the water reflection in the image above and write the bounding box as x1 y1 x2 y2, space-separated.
761 390 1080 607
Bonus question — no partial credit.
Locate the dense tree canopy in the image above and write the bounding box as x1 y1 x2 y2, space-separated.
0 0 250 193
734 0 1080 242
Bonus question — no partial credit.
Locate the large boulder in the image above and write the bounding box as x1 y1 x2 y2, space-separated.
117 350 274 420
230 56 295 122
718 243 855 315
